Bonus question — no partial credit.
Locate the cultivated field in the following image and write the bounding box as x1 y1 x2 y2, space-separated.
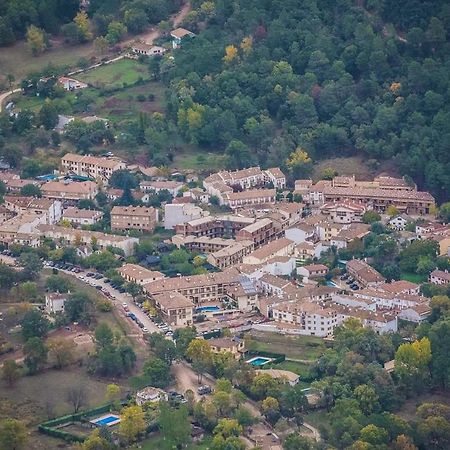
77 59 150 89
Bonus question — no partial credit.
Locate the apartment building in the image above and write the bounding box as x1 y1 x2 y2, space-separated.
41 181 98 201
320 201 366 223
330 223 371 249
3 196 62 224
272 300 339 337
243 237 295 265
264 167 286 189
0 213 46 245
37 225 139 256
346 259 385 287
61 153 126 183
223 189 276 209
140 180 184 196
144 269 240 304
304 176 435 215
207 240 255 269
352 288 427 309
110 206 158 233
429 269 450 285
236 218 281 246
118 263 164 286
62 207 103 226
152 291 194 327
164 203 209 230
5 178 41 193
174 215 254 238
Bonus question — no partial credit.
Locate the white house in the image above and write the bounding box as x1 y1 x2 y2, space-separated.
136 387 168 405
45 293 69 314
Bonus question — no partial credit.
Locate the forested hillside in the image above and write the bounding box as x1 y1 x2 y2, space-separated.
0 0 181 46
160 0 450 202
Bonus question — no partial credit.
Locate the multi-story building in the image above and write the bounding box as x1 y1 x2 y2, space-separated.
61 153 126 183
223 189 276 209
164 203 209 230
236 218 281 246
37 225 139 256
243 238 295 265
3 196 62 224
118 264 165 286
110 206 158 233
303 176 435 215
175 215 254 238
271 300 339 337
140 180 184 196
297 264 329 280
62 207 103 226
41 181 98 201
144 269 240 305
152 291 194 327
207 240 255 269
429 269 450 285
320 201 366 223
264 168 286 189
346 259 385 287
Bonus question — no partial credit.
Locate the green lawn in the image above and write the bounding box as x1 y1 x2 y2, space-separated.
248 331 326 361
270 360 312 380
400 272 427 283
172 150 227 172
132 434 212 450
77 59 150 88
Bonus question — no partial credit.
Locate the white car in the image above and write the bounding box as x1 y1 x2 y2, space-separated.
142 327 149 333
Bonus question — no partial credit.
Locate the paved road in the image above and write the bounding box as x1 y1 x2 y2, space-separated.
0 88 21 112
57 268 162 336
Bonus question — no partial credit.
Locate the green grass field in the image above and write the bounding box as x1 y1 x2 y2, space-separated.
0 40 99 84
132 434 212 450
248 331 326 361
77 59 150 88
400 272 427 283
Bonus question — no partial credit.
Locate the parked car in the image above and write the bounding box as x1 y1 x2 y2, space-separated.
197 385 213 395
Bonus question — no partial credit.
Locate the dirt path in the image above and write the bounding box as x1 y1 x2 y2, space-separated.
124 1 192 46
0 88 21 112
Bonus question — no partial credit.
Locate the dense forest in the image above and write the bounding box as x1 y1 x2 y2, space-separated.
0 0 181 45
156 0 450 202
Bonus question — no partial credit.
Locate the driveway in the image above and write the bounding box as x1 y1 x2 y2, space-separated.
0 88 21 112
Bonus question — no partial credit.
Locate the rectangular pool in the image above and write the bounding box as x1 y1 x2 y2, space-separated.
90 414 121 427
195 306 221 313
246 356 273 366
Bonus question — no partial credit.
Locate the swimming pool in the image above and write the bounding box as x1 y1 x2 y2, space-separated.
246 356 273 366
326 280 338 287
195 306 221 313
90 414 121 427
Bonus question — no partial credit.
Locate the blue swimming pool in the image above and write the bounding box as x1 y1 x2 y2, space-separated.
90 414 121 427
326 281 338 287
246 357 273 366
195 306 221 313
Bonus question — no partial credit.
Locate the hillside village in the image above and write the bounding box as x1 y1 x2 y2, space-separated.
1 154 448 340
1 0 450 449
